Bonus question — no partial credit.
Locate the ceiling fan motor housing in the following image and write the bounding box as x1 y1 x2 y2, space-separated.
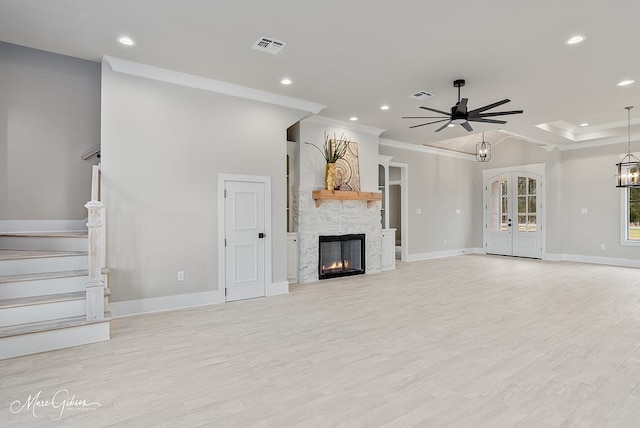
451 104 467 123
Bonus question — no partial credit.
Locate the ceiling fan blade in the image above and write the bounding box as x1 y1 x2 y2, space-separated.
434 121 452 132
409 119 450 129
468 118 507 124
471 110 524 118
456 98 468 114
461 121 473 132
419 106 451 116
402 116 451 119
467 99 511 115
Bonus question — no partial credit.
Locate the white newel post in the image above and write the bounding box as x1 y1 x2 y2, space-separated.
85 200 105 321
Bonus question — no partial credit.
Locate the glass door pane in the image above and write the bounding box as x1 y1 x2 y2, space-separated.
491 178 508 231
516 176 537 234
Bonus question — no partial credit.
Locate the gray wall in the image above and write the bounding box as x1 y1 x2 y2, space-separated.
559 143 639 259
0 42 100 220
101 63 306 302
378 146 477 255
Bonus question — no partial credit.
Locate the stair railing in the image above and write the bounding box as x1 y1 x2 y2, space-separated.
85 164 105 321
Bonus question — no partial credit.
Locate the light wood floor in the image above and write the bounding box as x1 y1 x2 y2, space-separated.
2 255 640 427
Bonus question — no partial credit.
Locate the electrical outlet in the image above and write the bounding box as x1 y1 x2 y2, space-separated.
416 208 422 214
581 208 588 214
177 271 184 281
600 244 606 250
456 209 461 214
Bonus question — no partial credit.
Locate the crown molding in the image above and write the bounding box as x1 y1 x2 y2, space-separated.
378 138 476 161
103 56 326 114
302 115 386 136
558 133 640 151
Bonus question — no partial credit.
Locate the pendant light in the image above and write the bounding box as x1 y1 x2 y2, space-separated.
476 132 491 162
616 106 640 188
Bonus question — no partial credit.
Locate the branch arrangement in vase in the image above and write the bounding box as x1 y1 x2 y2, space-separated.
306 131 351 163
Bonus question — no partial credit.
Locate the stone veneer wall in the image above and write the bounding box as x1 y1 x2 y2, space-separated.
294 190 382 283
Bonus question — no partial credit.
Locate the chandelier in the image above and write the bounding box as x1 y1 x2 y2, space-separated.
616 106 640 188
476 132 491 162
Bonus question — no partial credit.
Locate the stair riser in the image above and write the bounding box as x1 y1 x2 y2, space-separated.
0 255 87 276
0 321 110 360
0 276 88 299
0 300 87 327
0 236 87 252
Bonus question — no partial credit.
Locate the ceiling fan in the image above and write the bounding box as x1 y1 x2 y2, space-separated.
403 79 523 132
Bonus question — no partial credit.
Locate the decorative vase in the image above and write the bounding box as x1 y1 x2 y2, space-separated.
325 163 337 191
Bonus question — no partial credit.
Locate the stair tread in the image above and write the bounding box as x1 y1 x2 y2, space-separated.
0 289 111 309
0 312 111 339
0 269 88 283
0 267 110 284
0 231 87 238
0 250 88 261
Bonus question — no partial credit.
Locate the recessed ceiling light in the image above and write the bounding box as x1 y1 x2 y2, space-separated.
117 36 136 46
566 35 585 45
617 79 635 87
380 105 390 111
349 117 358 121
280 78 292 85
580 123 589 127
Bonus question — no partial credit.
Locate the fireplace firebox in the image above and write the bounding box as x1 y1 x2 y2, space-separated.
318 234 365 280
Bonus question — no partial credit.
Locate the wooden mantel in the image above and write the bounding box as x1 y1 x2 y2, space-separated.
312 190 382 208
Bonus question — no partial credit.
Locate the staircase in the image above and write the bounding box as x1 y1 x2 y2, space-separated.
0 231 111 359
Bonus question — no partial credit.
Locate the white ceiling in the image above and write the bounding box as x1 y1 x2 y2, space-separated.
1 0 639 153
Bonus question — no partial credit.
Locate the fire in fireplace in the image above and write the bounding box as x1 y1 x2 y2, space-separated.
318 234 365 279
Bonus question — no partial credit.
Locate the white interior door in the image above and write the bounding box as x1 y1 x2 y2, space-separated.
485 172 542 258
224 180 266 302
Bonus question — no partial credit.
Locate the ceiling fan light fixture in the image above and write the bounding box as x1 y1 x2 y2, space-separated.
616 106 640 188
403 79 523 133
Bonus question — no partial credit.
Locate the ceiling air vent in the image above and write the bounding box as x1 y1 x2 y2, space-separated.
251 36 287 55
409 91 433 100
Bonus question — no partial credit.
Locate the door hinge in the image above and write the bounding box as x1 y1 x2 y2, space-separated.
224 238 227 247
225 288 227 296
224 189 227 198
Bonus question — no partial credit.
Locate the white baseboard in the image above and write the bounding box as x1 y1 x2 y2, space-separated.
267 281 289 296
109 290 224 318
0 219 88 233
406 247 482 262
542 253 563 262
560 254 640 269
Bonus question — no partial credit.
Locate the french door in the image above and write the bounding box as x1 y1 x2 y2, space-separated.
485 171 542 258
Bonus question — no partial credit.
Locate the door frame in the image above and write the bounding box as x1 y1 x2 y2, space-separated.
218 173 272 303
389 161 409 262
482 163 546 257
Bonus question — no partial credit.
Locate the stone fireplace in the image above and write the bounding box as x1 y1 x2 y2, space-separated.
293 190 382 283
288 117 385 283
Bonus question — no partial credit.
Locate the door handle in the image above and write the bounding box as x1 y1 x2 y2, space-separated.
258 232 265 239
